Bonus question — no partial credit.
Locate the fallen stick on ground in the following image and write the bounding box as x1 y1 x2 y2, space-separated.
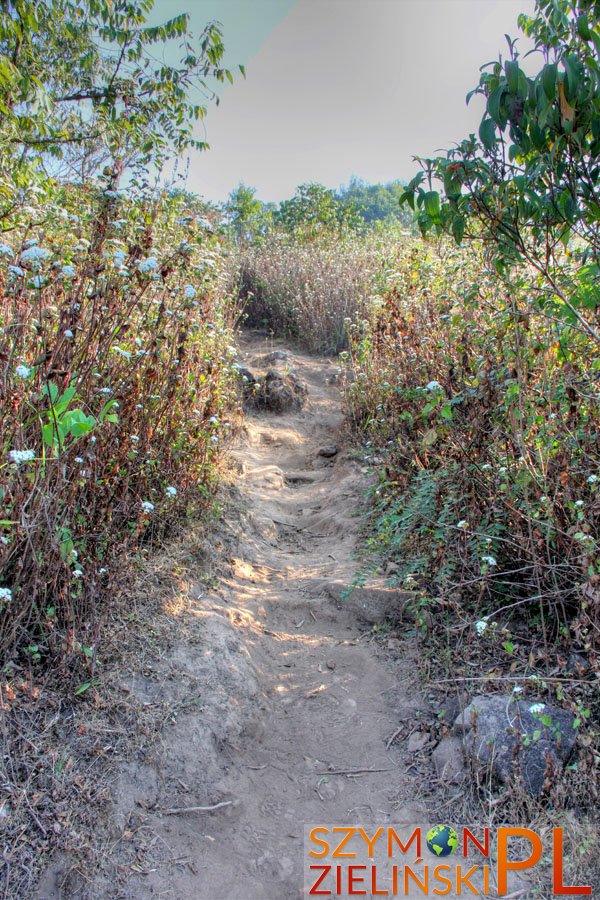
159 801 233 815
315 767 395 776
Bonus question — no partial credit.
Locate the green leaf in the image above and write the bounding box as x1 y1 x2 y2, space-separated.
541 64 557 100
487 86 506 128
577 14 591 40
451 215 465 244
423 191 440 221
502 641 514 655
479 117 497 151
505 60 519 93
74 682 93 696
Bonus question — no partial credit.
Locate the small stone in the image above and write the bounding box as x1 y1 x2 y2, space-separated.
431 737 466 784
387 638 401 651
326 659 336 671
407 731 430 752
318 446 339 458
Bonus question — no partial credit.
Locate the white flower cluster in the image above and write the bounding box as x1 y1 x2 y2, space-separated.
138 257 159 274
21 246 50 267
184 284 196 299
165 486 177 497
426 380 443 392
9 449 35 464
15 365 31 379
0 243 13 257
529 703 545 715
141 500 154 514
0 587 12 604
481 555 497 567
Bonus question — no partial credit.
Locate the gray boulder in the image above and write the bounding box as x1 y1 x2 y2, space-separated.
453 695 576 795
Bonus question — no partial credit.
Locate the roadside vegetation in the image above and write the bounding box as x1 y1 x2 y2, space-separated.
0 5 243 891
0 1 243 670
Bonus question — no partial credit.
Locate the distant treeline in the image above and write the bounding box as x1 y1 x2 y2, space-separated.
224 178 414 241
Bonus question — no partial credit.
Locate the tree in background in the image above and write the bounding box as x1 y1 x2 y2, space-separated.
337 176 413 228
400 0 599 343
0 0 240 213
224 183 270 241
277 182 360 239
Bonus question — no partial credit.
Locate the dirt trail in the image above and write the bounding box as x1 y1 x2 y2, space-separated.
39 335 430 900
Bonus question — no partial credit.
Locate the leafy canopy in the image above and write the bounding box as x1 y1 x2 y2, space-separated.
400 0 600 342
0 0 241 180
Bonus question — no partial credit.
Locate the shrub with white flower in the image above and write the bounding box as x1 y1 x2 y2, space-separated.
481 555 497 567
29 275 45 289
21 245 50 267
512 685 524 694
15 365 31 379
0 243 14 258
8 265 24 277
0 587 13 605
165 486 177 497
73 569 83 579
529 703 546 715
474 619 488 635
426 380 443 392
63 329 74 339
184 284 196 299
457 520 468 529
138 257 159 274
588 474 598 484
141 500 155 514
9 449 35 465
61 265 76 279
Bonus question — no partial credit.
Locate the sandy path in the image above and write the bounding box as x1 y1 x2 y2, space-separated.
38 335 428 900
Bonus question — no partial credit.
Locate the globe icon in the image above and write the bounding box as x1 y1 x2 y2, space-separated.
426 825 459 858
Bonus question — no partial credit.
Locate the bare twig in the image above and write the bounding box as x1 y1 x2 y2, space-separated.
315 767 395 776
158 800 233 816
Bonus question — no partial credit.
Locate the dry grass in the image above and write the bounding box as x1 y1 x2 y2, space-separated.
235 232 398 354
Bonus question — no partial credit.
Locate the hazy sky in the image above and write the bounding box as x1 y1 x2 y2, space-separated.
157 0 535 203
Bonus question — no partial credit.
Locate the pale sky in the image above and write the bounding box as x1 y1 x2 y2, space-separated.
157 0 536 203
